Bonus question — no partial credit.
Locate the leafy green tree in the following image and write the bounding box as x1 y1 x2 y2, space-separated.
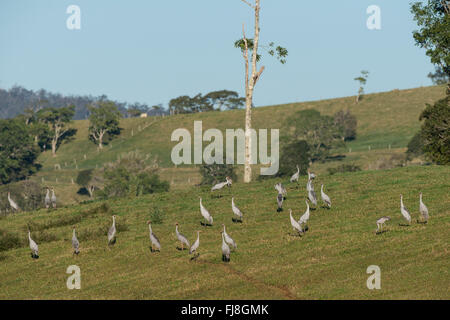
168 94 213 114
406 132 425 160
127 102 149 118
418 96 450 163
76 169 103 198
428 66 450 85
205 90 245 111
36 106 76 156
333 110 357 141
285 109 345 162
0 119 41 184
354 70 369 103
88 101 122 149
269 140 310 178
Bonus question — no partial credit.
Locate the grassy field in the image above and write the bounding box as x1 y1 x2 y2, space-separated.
0 165 449 299
27 85 447 205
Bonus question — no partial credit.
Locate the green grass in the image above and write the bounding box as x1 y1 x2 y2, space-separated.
1 165 449 299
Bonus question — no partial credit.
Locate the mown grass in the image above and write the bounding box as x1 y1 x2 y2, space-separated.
0 165 448 299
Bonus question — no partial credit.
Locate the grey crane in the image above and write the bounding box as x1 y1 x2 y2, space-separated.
231 197 243 222
72 226 80 255
419 193 429 223
51 187 57 209
211 176 232 191
400 194 411 225
221 232 231 262
290 165 300 183
44 188 51 209
199 197 213 226
7 192 20 212
222 224 237 249
307 169 316 181
277 192 283 212
320 184 331 208
289 209 303 236
189 231 200 259
376 216 391 233
175 222 190 251
298 200 310 232
275 183 287 199
308 182 318 207
108 215 117 246
28 230 39 259
147 220 161 252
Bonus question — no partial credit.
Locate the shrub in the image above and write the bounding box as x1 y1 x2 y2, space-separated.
0 228 24 252
149 207 164 224
263 139 310 178
333 110 357 141
199 162 237 185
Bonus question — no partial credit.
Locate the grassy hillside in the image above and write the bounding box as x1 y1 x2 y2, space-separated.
29 85 446 205
0 165 449 299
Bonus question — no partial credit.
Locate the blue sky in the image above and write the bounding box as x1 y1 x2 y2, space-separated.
0 0 434 108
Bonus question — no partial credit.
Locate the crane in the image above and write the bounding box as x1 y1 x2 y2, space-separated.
320 184 331 208
289 209 303 236
277 192 283 212
147 221 161 252
376 216 390 233
199 197 213 226
211 176 232 191
189 231 200 260
231 197 243 222
175 222 190 251
72 226 80 255
28 230 39 259
275 183 287 199
222 224 237 249
108 215 117 246
419 193 429 223
221 232 231 262
400 194 411 225
308 182 318 207
290 165 300 183
51 187 57 209
298 200 310 232
7 192 20 212
44 188 51 209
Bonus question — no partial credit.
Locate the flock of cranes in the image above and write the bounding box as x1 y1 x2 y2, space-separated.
19 169 431 263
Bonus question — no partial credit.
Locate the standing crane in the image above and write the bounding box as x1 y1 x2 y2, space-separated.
308 182 318 208
290 165 300 183
289 209 303 236
298 200 310 232
108 215 117 246
419 193 429 223
277 192 283 212
307 169 316 181
189 231 200 260
44 188 51 209
376 216 390 233
222 224 237 249
231 197 243 223
28 230 39 259
147 220 161 252
7 192 20 212
51 187 57 209
221 232 231 262
175 222 190 251
320 184 331 208
211 176 232 191
199 197 213 226
400 194 411 225
72 226 80 255
275 183 287 199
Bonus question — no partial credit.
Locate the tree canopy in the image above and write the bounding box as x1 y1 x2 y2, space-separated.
88 101 122 149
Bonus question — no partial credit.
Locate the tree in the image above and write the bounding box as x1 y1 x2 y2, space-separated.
268 140 310 178
36 106 76 156
354 70 369 103
168 94 213 114
236 0 288 182
76 169 103 198
428 66 450 84
411 0 450 94
418 96 450 164
127 102 149 118
406 132 425 160
199 162 237 185
333 110 357 141
0 119 41 184
88 101 122 149
285 109 345 162
204 90 245 111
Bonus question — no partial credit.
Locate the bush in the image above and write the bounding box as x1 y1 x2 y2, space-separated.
334 110 357 141
0 180 44 214
0 228 24 252
264 139 310 178
327 164 362 175
149 207 164 224
199 163 237 185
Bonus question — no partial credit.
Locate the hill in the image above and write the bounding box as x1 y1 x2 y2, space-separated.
0 165 449 299
29 85 447 204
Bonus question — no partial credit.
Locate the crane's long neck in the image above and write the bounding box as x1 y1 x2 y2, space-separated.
28 231 31 241
176 225 179 235
400 196 404 208
420 194 423 203
73 229 76 237
112 216 116 227
149 223 152 234
223 225 226 233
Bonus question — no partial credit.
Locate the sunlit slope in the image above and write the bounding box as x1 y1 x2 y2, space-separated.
1 165 449 299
